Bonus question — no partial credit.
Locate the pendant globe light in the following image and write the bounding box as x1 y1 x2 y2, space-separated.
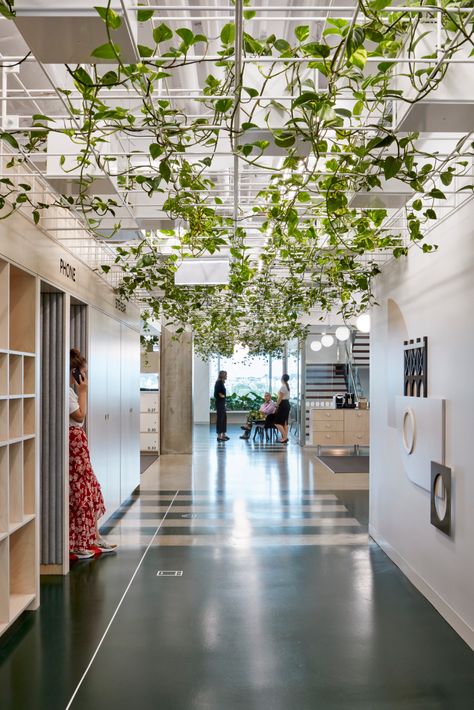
335 326 350 341
310 340 322 352
321 334 334 347
356 314 371 333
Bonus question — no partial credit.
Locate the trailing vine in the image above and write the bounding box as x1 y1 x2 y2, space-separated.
0 0 473 355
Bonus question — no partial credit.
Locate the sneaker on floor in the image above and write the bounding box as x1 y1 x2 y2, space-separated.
70 549 95 561
94 539 118 554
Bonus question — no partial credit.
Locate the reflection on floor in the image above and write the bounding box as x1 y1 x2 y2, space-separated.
0 425 473 710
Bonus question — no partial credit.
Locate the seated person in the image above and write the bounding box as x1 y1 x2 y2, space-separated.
240 392 277 439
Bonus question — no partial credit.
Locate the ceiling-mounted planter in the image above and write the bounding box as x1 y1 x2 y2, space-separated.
349 178 413 209
45 130 118 195
393 22 473 132
175 259 230 286
14 0 138 64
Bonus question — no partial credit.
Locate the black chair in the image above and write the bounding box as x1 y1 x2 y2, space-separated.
253 421 266 442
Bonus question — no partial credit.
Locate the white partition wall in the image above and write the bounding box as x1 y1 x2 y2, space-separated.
370 198 474 650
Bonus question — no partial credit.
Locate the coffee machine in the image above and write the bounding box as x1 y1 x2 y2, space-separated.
334 394 344 409
344 392 356 408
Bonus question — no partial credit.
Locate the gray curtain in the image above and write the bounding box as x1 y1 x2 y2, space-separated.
70 304 87 356
40 293 65 565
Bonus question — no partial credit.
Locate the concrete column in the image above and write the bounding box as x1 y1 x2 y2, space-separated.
160 327 193 454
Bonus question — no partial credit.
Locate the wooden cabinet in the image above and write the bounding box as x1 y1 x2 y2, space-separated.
310 408 370 449
0 258 39 639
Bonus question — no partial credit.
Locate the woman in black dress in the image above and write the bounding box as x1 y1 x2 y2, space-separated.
274 374 291 444
214 370 229 442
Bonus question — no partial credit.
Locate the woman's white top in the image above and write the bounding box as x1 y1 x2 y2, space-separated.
69 387 83 428
279 385 290 400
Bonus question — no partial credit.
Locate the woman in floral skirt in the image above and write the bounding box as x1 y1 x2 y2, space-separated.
69 348 116 559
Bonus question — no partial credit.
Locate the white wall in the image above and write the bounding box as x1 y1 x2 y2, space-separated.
370 199 474 649
193 354 210 423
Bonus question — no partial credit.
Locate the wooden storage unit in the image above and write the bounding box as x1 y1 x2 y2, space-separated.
310 408 370 450
0 257 38 639
140 392 159 453
0 352 7 396
0 399 7 443
9 355 22 396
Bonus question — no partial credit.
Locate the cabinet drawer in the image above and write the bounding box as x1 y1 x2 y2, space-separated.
312 420 343 433
312 431 344 446
344 431 369 446
140 392 159 413
344 410 370 432
140 433 159 452
141 413 159 433
311 409 344 423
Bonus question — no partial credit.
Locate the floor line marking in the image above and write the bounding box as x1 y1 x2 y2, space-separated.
64 489 180 710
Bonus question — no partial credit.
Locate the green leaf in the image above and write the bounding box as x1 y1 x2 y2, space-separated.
101 264 111 274
348 47 367 70
153 24 173 44
383 156 402 181
273 130 295 148
91 42 120 60
215 98 233 113
302 42 331 59
33 210 40 225
425 209 437 220
297 192 311 203
274 39 291 53
94 6 122 30
220 23 235 45
335 108 351 119
0 132 19 150
353 100 364 116
149 143 163 160
159 160 171 182
440 171 453 186
243 86 259 98
32 114 54 123
137 7 154 22
429 188 446 200
138 44 154 58
176 27 194 46
346 27 365 58
412 199 422 211
295 25 310 42
244 10 256 20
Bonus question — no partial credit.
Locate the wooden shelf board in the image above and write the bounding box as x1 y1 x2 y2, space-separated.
9 593 36 625
23 394 35 399
22 434 36 442
8 395 23 400
8 350 35 358
0 532 7 542
9 514 35 535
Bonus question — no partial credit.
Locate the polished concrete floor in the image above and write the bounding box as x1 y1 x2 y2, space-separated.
1 426 473 709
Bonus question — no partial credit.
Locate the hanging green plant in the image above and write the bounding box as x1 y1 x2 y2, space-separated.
0 1 473 355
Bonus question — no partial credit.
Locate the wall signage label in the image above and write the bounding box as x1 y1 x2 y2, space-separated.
59 258 76 282
115 298 126 313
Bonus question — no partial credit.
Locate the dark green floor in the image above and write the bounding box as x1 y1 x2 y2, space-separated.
1 427 473 709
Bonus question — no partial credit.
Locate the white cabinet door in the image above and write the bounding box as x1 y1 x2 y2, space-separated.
88 308 121 521
105 315 122 516
120 324 140 502
88 308 110 517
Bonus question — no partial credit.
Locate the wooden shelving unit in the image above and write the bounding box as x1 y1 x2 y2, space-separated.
0 257 38 638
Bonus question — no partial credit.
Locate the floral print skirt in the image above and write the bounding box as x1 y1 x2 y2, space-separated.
69 426 106 551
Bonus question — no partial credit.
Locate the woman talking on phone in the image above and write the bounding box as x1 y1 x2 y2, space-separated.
69 348 117 559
